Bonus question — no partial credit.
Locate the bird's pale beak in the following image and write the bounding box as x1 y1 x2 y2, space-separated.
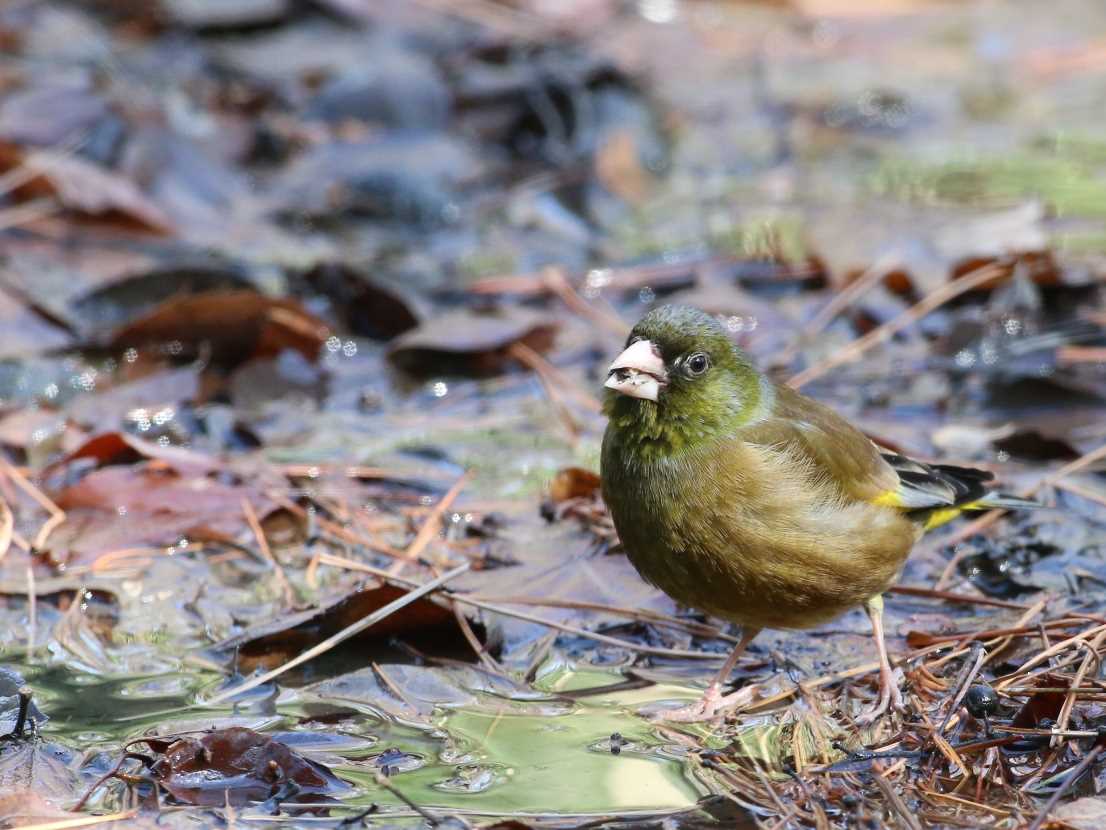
605 339 667 402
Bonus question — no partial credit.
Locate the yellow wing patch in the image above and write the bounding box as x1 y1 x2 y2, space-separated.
870 489 985 531
870 490 904 509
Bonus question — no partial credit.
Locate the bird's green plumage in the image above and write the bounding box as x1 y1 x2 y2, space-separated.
600 305 944 630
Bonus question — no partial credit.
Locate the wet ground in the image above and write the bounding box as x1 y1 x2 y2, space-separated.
1 1 1106 828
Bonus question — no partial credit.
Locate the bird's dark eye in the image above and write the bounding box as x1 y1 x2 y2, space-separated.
685 352 710 377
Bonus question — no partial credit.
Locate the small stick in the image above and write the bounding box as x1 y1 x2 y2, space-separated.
202 562 471 705
777 253 900 366
5 686 33 738
0 457 65 520
372 769 449 827
888 585 1028 610
788 261 1007 389
1025 738 1106 830
388 473 470 576
872 770 924 830
938 642 986 734
320 553 731 661
508 343 583 439
241 498 295 607
0 496 12 564
1052 629 1106 746
994 622 1106 690
508 341 601 413
15 812 139 830
541 265 629 338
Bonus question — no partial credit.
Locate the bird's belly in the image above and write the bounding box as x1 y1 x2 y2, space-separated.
613 483 915 631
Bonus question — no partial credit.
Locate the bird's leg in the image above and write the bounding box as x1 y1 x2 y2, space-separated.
856 595 904 726
658 627 762 722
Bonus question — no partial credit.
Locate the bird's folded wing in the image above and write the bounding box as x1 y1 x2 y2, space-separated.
742 384 899 503
872 454 991 509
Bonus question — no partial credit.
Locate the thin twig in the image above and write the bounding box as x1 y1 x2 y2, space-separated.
1052 628 1106 746
388 472 470 576
319 553 731 661
788 261 1007 389
202 562 470 705
872 770 924 830
541 265 629 338
241 498 295 607
937 642 986 735
0 496 12 564
777 253 900 366
15 813 139 830
1025 739 1105 830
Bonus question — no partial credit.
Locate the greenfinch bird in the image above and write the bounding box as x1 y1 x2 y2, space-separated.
600 305 1036 722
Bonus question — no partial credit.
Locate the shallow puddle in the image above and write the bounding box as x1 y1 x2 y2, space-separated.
23 662 716 820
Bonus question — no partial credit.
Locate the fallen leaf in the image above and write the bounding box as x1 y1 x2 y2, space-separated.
388 306 557 376
1055 796 1106 830
64 367 200 433
0 792 74 827
595 129 652 204
47 463 270 565
212 582 479 673
147 727 347 806
548 467 601 503
0 143 172 233
303 262 422 340
0 738 79 806
50 431 218 475
109 291 330 367
164 0 292 31
0 408 84 458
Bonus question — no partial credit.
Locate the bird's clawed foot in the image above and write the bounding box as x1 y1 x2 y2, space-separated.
855 668 906 726
653 682 758 723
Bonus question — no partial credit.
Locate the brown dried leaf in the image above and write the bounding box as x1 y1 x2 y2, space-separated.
152 727 347 806
388 306 557 376
549 467 601 503
0 143 172 233
109 291 330 367
50 431 218 474
48 463 269 565
213 582 474 672
595 128 652 204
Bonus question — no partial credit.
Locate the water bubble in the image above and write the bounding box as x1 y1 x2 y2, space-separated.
326 336 342 353
342 340 358 357
43 383 58 400
432 381 448 398
1003 317 1023 336
638 0 677 23
124 348 138 363
117 505 128 516
638 286 655 304
584 269 612 299
954 348 977 368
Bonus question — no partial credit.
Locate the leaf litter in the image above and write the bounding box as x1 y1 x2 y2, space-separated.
0 0 1105 828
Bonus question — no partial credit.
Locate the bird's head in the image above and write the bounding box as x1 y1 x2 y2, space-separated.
603 305 766 447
